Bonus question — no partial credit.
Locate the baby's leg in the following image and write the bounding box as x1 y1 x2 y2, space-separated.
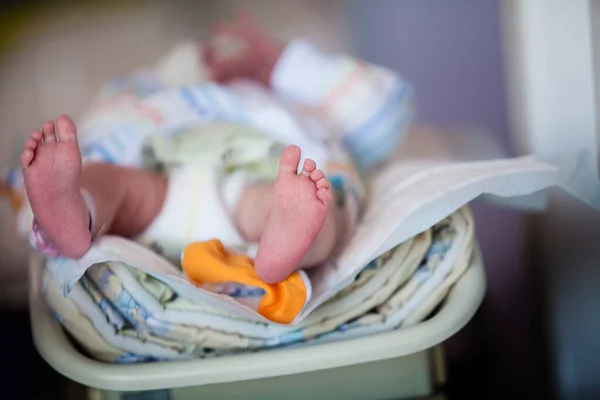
80 164 166 239
235 146 341 284
21 115 166 259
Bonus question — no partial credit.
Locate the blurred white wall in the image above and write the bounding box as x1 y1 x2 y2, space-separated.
502 1 600 398
502 0 598 165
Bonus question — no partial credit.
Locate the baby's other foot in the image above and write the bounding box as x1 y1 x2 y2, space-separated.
22 115 91 258
254 145 333 283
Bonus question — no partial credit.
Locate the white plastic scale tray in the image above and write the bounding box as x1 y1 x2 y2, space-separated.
29 249 485 398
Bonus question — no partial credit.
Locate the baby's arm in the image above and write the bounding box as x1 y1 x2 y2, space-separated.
202 12 283 86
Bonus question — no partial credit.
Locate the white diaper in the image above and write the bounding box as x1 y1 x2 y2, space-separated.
138 166 251 258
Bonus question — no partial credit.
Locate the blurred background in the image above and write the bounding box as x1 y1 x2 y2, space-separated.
0 1 598 399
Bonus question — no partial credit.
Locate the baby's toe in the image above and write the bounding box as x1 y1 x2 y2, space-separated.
21 130 43 169
316 177 330 190
278 145 302 175
30 129 43 144
42 120 56 143
301 158 316 176
24 136 39 151
20 149 34 169
310 168 325 183
316 187 333 206
55 115 78 142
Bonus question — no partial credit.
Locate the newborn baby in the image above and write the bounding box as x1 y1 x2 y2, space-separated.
24 118 333 283
21 15 409 284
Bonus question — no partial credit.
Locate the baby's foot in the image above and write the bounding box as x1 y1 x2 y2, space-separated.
254 145 333 283
21 115 91 258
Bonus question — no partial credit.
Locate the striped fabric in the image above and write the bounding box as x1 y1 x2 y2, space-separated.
272 40 414 170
